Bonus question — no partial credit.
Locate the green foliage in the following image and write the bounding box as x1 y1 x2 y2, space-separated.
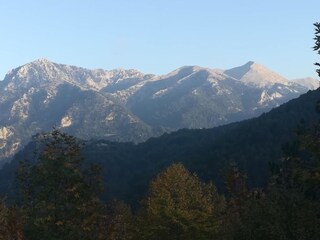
286 124 320 202
91 88 320 205
135 163 225 240
17 129 104 240
221 121 320 240
314 22 320 77
104 200 134 240
2 88 320 207
1 122 320 239
0 198 24 240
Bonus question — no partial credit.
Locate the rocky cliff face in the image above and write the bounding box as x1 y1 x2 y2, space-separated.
0 59 315 163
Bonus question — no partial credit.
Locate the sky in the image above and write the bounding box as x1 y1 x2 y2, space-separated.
0 0 319 80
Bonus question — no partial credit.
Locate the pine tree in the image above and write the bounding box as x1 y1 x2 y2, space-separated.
0 198 24 240
314 22 320 77
17 129 104 240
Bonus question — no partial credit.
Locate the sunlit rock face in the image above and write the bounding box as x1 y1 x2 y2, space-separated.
0 59 313 163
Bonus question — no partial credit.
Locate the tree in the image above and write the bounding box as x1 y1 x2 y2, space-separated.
17 129 104 240
135 163 224 240
259 124 320 240
314 22 320 77
104 200 133 240
225 121 320 240
0 198 24 240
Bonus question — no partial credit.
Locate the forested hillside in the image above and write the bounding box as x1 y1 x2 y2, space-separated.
1 89 319 206
85 88 320 204
1 119 320 239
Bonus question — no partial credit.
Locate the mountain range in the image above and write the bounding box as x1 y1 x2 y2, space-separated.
0 59 318 163
1 86 320 205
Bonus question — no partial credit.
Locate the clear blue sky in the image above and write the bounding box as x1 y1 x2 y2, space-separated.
0 0 319 79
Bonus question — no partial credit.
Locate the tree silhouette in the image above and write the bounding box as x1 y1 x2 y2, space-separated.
17 129 104 240
314 22 320 77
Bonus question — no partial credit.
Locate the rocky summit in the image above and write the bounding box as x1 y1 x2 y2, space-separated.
0 59 317 163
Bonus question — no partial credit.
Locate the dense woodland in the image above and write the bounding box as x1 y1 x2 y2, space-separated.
1 121 320 239
0 23 319 239
1 86 319 207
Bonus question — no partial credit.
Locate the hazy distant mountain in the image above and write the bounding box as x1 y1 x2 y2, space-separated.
2 88 320 204
224 61 288 87
0 59 314 163
126 62 308 129
292 77 319 90
0 59 154 162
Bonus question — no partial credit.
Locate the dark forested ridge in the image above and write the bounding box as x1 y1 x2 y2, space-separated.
2 123 320 239
90 88 320 204
0 89 319 239
1 89 319 206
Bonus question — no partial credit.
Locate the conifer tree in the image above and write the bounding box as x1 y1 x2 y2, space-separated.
17 129 104 240
314 22 320 77
0 198 24 240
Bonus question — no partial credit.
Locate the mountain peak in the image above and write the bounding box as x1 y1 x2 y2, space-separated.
245 61 255 66
33 58 51 64
224 61 288 87
30 58 56 68
13 58 58 78
292 77 319 90
224 62 255 80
